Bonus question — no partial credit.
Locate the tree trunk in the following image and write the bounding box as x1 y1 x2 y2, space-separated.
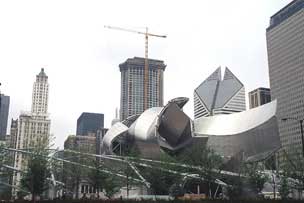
32 194 35 203
75 178 79 199
127 176 129 198
208 182 212 198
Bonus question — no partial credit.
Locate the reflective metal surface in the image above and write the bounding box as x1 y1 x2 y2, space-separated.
102 122 128 153
194 100 281 161
102 97 281 164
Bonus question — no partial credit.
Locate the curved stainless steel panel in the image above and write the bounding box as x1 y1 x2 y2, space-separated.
103 97 281 164
102 122 128 153
194 100 277 135
129 107 163 141
194 100 281 161
168 97 189 109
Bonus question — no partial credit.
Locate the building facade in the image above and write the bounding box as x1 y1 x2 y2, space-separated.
119 57 166 120
12 68 51 197
31 68 49 116
249 87 271 109
0 94 10 138
9 119 18 149
266 0 304 158
194 67 246 119
76 113 104 136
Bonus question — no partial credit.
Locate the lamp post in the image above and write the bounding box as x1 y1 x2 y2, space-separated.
282 117 304 158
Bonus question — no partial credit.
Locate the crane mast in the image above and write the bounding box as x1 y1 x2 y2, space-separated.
104 25 166 111
144 27 148 110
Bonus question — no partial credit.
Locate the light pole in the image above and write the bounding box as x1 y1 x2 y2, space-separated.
282 117 304 158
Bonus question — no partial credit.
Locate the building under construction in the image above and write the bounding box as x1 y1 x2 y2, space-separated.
119 57 166 120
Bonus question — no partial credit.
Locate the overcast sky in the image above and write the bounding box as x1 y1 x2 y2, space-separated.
0 0 292 148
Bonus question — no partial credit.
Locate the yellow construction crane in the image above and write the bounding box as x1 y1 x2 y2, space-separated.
104 25 166 111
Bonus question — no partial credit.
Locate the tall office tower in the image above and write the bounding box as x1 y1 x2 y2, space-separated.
31 68 49 115
12 68 51 197
266 0 304 159
194 67 246 119
249 88 271 109
76 112 104 136
119 57 166 120
0 94 10 138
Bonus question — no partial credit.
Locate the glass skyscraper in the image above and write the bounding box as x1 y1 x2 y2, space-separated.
119 57 166 120
194 67 246 119
0 94 10 137
76 112 104 136
267 0 304 159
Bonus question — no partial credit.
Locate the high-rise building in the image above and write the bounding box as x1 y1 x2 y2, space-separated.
0 94 10 138
76 112 104 136
31 68 49 115
266 0 304 159
119 57 166 120
12 68 51 197
249 88 271 109
194 67 246 119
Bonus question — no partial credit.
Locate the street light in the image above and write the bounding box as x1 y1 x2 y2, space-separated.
281 117 304 158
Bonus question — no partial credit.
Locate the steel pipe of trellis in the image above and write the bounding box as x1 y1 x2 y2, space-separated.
64 149 239 177
63 149 228 186
1 147 229 187
0 147 148 186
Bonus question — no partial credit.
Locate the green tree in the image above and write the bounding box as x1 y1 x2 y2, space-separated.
20 142 51 202
244 162 269 195
87 156 124 199
20 134 55 202
279 149 304 199
225 166 245 200
88 159 107 198
119 147 141 198
21 152 49 201
279 171 290 200
0 143 13 200
169 183 184 199
62 149 91 199
141 152 183 196
179 144 223 198
102 175 121 199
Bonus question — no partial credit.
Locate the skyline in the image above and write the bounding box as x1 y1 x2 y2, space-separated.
0 0 292 148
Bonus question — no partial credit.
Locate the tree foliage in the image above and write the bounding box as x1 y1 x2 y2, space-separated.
179 144 223 198
279 170 290 200
20 136 52 202
87 159 106 198
244 163 269 194
282 149 304 191
62 148 92 199
21 151 50 199
142 152 183 196
102 175 121 199
0 143 13 200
